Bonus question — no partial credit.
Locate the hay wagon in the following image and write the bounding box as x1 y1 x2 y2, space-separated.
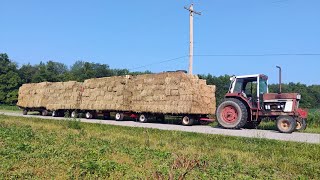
17 72 216 126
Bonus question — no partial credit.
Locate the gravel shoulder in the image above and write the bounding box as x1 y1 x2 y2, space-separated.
1 111 320 144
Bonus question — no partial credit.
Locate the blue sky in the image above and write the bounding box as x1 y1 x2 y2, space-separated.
1 0 319 84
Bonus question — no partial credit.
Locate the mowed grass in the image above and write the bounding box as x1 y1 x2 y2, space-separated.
0 115 320 179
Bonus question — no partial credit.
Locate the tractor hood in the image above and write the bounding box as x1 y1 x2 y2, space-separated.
263 93 301 100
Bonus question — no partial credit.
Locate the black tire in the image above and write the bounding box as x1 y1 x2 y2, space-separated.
139 114 149 123
22 109 28 115
52 110 59 117
296 118 307 131
243 121 261 129
41 110 48 116
115 112 124 121
71 111 78 118
103 112 111 120
276 116 296 133
216 98 248 129
85 111 93 119
182 115 194 126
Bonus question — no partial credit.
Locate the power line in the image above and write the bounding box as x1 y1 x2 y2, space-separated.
128 53 320 71
128 56 188 71
194 53 320 57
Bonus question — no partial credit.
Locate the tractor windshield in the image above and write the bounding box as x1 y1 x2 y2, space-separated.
259 78 268 95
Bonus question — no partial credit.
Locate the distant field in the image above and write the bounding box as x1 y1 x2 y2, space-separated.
0 115 320 179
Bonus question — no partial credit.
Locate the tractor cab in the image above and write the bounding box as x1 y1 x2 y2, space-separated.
227 74 268 109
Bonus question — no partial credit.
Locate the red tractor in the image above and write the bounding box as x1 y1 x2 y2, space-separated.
216 67 308 133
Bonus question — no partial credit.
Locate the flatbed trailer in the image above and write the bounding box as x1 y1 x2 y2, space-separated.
17 72 216 126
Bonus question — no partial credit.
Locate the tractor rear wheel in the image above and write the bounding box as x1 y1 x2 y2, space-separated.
276 116 296 133
216 98 248 129
296 118 307 131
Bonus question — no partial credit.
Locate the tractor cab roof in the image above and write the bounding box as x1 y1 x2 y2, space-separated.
230 74 268 82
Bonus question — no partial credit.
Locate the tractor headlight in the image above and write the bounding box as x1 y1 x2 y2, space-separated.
297 94 301 100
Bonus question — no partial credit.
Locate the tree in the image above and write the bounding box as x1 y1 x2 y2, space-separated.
0 53 21 104
18 63 38 84
70 61 116 81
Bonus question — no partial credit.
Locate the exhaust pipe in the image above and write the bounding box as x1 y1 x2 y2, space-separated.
276 66 282 94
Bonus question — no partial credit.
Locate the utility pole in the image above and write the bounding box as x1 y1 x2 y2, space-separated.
184 4 201 75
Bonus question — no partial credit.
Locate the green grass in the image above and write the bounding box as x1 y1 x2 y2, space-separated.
0 115 320 179
0 105 20 112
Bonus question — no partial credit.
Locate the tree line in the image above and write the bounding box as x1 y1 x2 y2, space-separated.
1 53 319 108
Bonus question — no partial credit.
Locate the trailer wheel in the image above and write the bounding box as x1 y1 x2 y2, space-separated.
276 116 296 133
216 98 248 129
85 112 93 119
22 109 28 115
139 114 149 123
41 110 49 116
115 112 124 121
296 118 307 131
182 116 194 126
52 110 59 117
71 111 78 118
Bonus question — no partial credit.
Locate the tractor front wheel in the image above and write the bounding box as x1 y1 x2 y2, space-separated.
296 118 307 131
216 98 248 129
276 116 296 133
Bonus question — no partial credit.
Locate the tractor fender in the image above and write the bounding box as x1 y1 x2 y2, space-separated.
225 93 253 121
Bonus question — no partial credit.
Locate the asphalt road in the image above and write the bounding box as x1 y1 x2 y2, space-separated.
1 111 320 144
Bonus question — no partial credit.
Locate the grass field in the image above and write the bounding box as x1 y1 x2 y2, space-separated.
0 105 20 112
1 115 320 179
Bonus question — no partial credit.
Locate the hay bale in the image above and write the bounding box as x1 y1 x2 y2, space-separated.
79 75 132 111
128 72 216 115
17 82 53 108
46 81 82 110
17 81 83 111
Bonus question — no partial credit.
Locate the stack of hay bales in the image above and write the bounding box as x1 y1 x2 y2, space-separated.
17 72 216 115
128 72 216 115
17 81 82 110
17 82 53 108
79 75 131 111
46 81 82 110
